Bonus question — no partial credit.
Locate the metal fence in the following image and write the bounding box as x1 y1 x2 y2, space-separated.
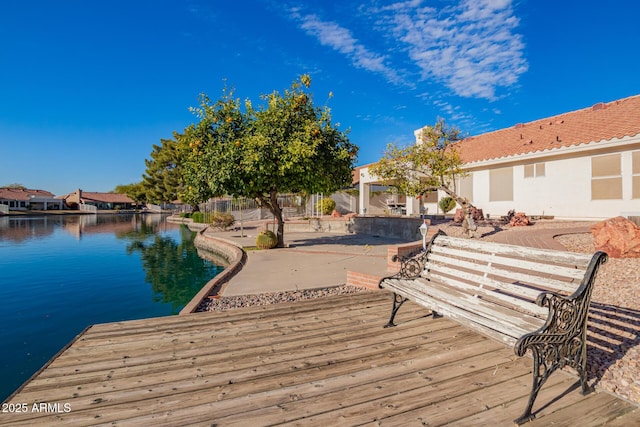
199 194 308 219
193 192 358 219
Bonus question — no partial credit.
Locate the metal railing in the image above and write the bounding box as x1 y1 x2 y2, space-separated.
199 194 307 218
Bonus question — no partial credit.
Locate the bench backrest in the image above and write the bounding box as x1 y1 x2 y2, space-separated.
423 233 594 318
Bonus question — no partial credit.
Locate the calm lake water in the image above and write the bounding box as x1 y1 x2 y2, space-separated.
0 214 224 402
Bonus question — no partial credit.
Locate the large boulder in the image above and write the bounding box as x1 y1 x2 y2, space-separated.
590 216 640 258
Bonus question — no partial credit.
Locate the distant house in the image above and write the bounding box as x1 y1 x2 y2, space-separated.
0 187 63 211
359 94 640 220
62 189 135 210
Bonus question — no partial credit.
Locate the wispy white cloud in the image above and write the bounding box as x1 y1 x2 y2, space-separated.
377 0 527 100
289 1 527 101
289 8 407 86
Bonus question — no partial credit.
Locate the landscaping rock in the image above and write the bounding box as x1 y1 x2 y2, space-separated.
509 212 531 226
590 216 640 258
453 207 484 223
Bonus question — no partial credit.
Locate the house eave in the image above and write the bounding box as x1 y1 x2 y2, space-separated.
463 133 640 170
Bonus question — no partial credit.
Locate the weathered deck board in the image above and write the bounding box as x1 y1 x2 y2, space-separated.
1 292 637 426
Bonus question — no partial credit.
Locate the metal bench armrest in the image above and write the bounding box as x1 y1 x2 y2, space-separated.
381 230 446 283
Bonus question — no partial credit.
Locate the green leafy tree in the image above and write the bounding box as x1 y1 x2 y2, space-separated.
142 136 184 206
3 183 26 189
370 118 478 236
181 75 358 247
114 182 147 204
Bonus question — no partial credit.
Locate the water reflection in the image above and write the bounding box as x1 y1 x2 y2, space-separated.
0 214 223 310
0 216 57 242
0 214 173 242
124 224 224 311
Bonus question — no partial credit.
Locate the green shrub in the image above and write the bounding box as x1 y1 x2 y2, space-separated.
438 196 457 214
317 198 336 215
179 212 192 218
255 230 278 249
192 211 205 223
209 212 235 230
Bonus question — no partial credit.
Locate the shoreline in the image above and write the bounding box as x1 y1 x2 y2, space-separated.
0 209 170 216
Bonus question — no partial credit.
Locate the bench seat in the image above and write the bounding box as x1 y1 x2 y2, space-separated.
382 277 545 346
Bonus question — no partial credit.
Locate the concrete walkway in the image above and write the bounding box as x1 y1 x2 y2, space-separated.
199 221 592 296
201 224 407 296
487 226 591 250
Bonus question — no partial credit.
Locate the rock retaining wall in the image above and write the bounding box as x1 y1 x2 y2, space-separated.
179 229 246 315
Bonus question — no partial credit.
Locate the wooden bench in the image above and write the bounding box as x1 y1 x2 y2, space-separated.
379 230 608 425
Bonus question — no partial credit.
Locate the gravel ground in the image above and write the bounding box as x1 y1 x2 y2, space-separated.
555 233 640 406
197 284 371 312
198 220 640 406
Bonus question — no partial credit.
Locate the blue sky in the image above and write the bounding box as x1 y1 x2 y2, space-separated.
1 0 639 196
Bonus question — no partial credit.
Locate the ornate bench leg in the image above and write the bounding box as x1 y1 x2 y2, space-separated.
578 343 593 396
514 346 545 425
384 293 408 328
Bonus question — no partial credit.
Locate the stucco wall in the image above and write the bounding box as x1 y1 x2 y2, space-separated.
359 142 640 220
471 150 640 220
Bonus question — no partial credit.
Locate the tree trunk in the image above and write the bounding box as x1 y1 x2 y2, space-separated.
439 186 478 238
258 190 285 248
271 190 285 248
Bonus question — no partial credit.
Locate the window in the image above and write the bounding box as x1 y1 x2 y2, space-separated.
591 154 622 200
490 167 513 201
423 190 438 203
633 151 640 199
459 173 473 202
524 162 545 178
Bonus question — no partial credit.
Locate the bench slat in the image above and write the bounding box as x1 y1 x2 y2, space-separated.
430 244 586 281
417 279 545 334
424 266 549 317
382 278 544 342
435 235 592 267
383 279 525 347
426 253 573 298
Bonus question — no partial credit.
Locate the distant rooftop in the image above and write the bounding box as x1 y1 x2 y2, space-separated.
0 187 56 201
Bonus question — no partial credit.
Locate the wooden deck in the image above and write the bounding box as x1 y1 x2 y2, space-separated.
2 292 638 426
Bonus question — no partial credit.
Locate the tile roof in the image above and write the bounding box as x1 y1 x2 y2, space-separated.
80 192 134 204
457 94 640 164
0 188 57 201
